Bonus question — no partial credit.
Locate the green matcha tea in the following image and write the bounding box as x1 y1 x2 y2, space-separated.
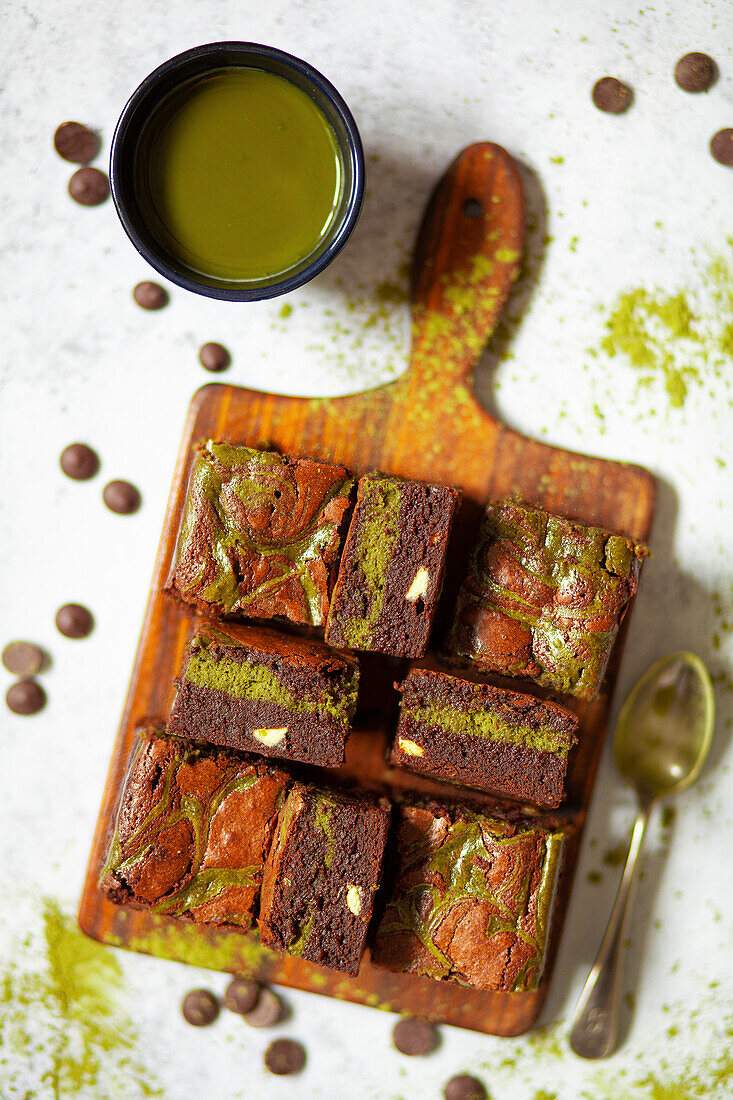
135 66 343 282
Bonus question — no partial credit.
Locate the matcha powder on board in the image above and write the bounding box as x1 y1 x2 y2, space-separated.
0 898 161 1099
595 250 733 410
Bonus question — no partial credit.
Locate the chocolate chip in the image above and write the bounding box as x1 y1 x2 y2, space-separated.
55 603 94 639
54 122 99 164
198 342 231 372
264 1038 306 1076
710 129 733 167
68 166 109 206
181 989 219 1027
103 480 141 515
133 281 168 311
444 1075 488 1100
223 977 260 1015
674 52 717 92
6 680 46 716
243 987 281 1028
2 642 44 678
592 77 633 114
59 443 99 481
392 1017 438 1056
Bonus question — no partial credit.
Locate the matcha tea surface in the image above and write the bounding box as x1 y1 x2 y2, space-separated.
136 67 343 281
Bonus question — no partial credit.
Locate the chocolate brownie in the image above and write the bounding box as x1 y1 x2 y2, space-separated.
390 668 578 807
371 796 565 993
447 499 647 700
325 472 461 657
100 728 290 929
258 783 390 976
166 442 354 626
168 622 359 767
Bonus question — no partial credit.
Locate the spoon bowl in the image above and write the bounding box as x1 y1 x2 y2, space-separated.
613 651 715 799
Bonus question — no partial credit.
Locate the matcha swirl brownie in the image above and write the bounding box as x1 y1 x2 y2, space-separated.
100 728 290 929
390 668 578 807
258 783 391 976
325 472 461 658
447 498 648 700
166 442 354 626
168 621 359 767
371 796 565 993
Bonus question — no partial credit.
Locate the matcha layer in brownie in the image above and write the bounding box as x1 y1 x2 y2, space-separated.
325 472 460 658
371 796 565 993
259 783 390 976
168 622 359 767
447 498 648 700
100 728 290 930
166 441 354 626
390 668 578 807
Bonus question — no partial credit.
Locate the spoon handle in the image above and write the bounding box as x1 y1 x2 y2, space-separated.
568 798 653 1059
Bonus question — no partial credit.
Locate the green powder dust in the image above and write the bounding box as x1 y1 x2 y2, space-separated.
595 250 733 410
0 898 161 1099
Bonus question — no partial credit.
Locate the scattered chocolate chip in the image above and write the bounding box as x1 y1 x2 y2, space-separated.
198 342 231 373
264 1038 306 1076
55 603 94 640
444 1075 488 1100
181 989 219 1027
674 52 717 92
59 443 99 481
68 166 109 206
2 641 44 678
592 77 633 114
224 977 260 1015
6 680 46 716
243 987 281 1028
462 198 483 219
392 1017 438 1056
54 121 99 164
103 479 141 515
133 281 168 311
710 129 733 167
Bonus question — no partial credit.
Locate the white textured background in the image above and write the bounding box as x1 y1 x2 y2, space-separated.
1 1 732 1097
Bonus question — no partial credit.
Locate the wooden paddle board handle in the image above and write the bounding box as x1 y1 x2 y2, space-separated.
409 142 525 391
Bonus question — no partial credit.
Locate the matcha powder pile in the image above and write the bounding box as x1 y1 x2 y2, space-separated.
595 249 733 410
0 898 160 1099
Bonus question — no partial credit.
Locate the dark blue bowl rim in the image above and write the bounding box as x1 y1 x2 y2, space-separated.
109 41 365 302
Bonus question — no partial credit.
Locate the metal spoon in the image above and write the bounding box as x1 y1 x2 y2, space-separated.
568 651 715 1059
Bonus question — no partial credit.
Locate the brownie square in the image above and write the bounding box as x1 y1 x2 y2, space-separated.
99 729 290 930
168 621 359 767
371 797 565 993
166 441 354 626
447 498 647 700
325 472 461 657
390 668 578 808
258 783 391 976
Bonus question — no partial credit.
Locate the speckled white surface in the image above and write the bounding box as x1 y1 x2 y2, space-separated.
1 1 732 1098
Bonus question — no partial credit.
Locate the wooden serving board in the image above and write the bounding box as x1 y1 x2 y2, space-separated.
79 143 655 1037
